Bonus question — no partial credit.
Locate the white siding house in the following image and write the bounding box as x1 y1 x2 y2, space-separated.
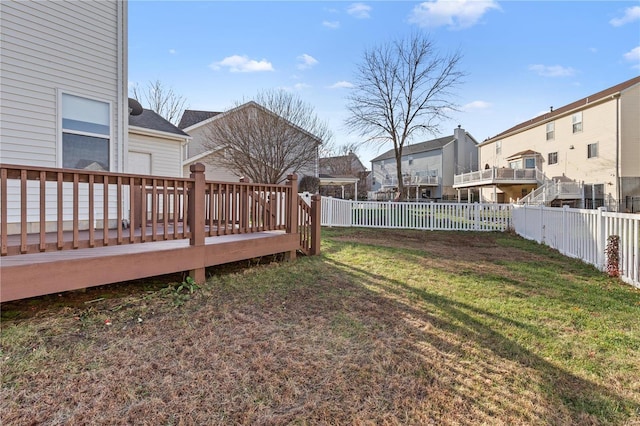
128 109 191 177
1 1 128 234
180 102 320 183
0 0 128 171
370 127 479 201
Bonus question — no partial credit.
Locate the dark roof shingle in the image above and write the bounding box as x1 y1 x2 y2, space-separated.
178 110 221 129
370 135 455 163
129 109 189 137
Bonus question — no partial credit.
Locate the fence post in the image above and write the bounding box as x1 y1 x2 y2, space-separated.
596 206 606 270
188 163 206 283
286 174 298 260
310 194 322 255
327 197 332 227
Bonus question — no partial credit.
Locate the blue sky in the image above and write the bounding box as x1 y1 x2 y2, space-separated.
128 1 640 166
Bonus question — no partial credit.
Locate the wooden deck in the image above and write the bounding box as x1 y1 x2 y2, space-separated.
1 231 297 302
0 163 321 303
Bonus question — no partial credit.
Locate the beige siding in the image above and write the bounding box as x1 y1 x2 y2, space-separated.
0 0 125 169
620 84 640 177
128 132 185 178
478 96 623 203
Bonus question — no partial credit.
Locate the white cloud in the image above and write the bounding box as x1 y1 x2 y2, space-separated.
328 81 354 89
169 49 176 55
529 64 576 77
347 3 371 19
623 46 640 62
623 46 640 69
408 0 500 30
463 100 491 111
609 6 640 27
297 54 319 70
210 55 274 73
323 20 340 29
279 83 311 92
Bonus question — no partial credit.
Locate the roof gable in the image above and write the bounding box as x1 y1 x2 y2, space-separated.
179 101 323 144
487 76 640 142
178 110 221 129
370 135 455 163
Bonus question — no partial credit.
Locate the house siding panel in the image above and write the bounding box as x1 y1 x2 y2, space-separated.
620 84 640 177
128 133 185 178
0 0 124 169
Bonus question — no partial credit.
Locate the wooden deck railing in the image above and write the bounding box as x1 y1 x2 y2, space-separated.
0 163 320 259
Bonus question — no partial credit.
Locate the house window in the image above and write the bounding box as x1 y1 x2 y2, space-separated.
61 93 111 171
496 140 502 155
587 142 598 159
408 156 413 166
572 112 582 134
546 122 555 140
509 160 522 169
525 158 536 169
548 152 558 165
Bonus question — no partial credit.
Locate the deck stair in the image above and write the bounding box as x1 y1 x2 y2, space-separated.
519 179 583 206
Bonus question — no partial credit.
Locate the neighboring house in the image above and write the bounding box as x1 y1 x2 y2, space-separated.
453 76 640 211
318 151 370 200
179 102 320 183
370 126 479 201
128 109 191 177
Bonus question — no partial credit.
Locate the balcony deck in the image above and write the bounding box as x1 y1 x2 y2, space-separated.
453 167 543 189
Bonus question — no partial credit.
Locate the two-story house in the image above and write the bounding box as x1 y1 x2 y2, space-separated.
370 126 479 201
180 102 321 184
453 76 640 211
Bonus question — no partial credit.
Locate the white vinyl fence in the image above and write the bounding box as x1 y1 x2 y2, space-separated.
512 205 639 288
320 197 512 231
318 197 639 288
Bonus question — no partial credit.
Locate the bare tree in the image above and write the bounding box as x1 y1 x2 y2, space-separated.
345 32 465 196
203 90 332 184
131 80 188 125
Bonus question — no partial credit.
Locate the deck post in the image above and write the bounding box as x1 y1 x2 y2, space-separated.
189 163 206 283
310 193 321 256
286 174 298 260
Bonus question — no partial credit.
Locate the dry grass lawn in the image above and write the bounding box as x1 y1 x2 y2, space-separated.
1 228 639 425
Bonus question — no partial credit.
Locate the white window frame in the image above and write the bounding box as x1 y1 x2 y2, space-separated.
548 152 558 165
496 140 502 155
572 112 583 134
57 90 113 171
546 122 555 140
587 142 598 159
524 157 536 169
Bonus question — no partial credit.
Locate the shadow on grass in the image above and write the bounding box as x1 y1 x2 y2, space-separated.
323 254 640 424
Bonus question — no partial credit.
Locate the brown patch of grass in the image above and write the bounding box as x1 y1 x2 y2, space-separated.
2 229 639 425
